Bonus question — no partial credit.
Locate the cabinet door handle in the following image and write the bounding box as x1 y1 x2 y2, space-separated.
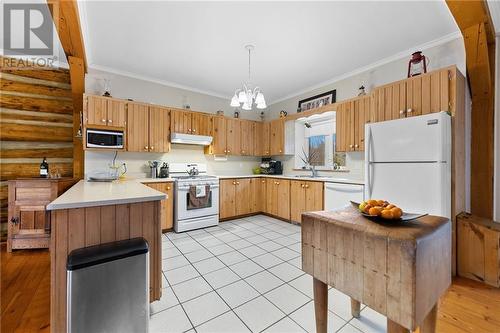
261 180 265 183
10 217 19 224
227 150 231 153
232 181 236 185
276 182 280 185
354 144 359 148
101 118 106 123
192 129 196 133
407 108 413 114
167 186 171 190
301 184 305 188
236 181 240 185
108 119 112 124
144 146 149 150
150 146 154 150
279 149 282 153
305 184 309 188
349 144 354 148
399 110 405 115
223 149 227 153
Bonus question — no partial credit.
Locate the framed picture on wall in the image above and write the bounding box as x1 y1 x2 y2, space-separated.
298 90 336 112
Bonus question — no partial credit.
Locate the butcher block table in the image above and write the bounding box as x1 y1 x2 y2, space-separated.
301 206 451 333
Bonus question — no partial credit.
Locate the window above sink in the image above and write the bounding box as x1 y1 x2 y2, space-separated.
294 112 346 171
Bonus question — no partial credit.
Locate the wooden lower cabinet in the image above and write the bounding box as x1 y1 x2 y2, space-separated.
220 177 324 223
290 180 323 223
144 182 174 230
7 178 76 252
266 178 290 220
251 178 267 213
220 179 236 219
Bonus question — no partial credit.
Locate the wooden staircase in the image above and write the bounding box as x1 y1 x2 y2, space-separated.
0 56 75 240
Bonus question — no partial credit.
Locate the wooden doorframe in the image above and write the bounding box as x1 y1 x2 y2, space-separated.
446 0 496 218
47 0 87 179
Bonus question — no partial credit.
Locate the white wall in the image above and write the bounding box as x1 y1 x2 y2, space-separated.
84 68 261 177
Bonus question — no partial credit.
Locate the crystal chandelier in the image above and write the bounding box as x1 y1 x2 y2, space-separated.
230 45 266 110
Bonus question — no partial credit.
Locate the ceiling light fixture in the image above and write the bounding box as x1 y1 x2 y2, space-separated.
230 45 266 110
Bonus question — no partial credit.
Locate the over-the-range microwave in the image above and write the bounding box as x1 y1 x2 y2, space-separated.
86 129 124 149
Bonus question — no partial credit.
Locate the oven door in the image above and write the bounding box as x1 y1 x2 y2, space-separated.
176 183 219 221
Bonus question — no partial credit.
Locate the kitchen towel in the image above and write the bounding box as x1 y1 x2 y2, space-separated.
188 185 210 209
196 185 206 198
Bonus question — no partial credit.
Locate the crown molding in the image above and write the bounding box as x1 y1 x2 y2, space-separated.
268 31 462 106
88 64 230 100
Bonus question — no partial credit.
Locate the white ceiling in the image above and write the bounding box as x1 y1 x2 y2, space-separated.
79 1 460 104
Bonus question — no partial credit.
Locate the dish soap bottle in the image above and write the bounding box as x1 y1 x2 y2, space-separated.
40 157 49 178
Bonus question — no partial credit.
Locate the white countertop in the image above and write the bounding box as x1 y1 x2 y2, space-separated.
47 179 167 210
216 174 364 185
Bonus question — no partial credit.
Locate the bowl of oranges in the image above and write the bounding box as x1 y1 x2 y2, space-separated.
351 200 427 222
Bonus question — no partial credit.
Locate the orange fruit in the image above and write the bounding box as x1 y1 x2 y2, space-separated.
381 209 394 219
368 207 382 216
367 199 378 206
386 204 395 210
391 207 403 219
363 204 372 214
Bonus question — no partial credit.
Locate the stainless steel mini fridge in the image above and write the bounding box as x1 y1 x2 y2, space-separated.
67 238 149 333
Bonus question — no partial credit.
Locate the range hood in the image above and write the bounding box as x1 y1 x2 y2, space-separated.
170 132 213 146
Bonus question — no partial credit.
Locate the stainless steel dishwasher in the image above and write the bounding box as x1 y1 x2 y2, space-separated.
67 238 149 333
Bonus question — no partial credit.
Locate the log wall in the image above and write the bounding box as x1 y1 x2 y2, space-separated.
1 57 74 240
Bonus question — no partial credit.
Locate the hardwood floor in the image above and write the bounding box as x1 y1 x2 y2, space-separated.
1 245 50 333
1 245 499 333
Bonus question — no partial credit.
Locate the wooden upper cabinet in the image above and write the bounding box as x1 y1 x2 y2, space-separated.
373 81 406 122
85 95 127 128
149 106 170 153
354 95 373 151
209 116 227 155
191 113 212 136
262 122 271 156
171 109 213 136
253 122 263 156
407 69 450 117
170 109 191 134
127 103 149 152
107 99 127 127
240 120 254 156
270 119 284 155
335 102 347 152
86 95 107 126
226 118 241 156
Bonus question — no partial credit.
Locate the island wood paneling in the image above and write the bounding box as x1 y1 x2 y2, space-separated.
50 201 162 333
0 60 74 240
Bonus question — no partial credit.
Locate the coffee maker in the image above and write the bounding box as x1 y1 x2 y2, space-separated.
260 158 283 175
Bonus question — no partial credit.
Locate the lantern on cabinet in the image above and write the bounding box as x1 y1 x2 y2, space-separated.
407 51 428 77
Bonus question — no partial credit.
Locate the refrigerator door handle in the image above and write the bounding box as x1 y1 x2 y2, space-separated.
365 125 373 198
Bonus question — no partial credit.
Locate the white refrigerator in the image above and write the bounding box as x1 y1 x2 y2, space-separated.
364 112 451 218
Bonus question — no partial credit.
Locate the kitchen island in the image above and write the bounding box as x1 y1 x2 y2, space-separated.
47 180 166 333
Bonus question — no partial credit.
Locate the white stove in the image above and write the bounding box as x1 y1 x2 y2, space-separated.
170 163 219 232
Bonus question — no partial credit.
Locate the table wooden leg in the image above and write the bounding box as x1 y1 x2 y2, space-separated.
420 304 438 333
313 278 328 333
387 319 410 333
350 298 361 318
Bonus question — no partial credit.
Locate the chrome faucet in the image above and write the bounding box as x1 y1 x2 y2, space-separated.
310 165 318 178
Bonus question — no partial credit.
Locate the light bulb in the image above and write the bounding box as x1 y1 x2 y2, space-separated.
255 92 265 104
242 102 252 111
256 101 267 109
230 94 240 107
238 91 246 103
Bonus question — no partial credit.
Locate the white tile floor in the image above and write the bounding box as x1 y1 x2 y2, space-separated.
150 215 387 333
